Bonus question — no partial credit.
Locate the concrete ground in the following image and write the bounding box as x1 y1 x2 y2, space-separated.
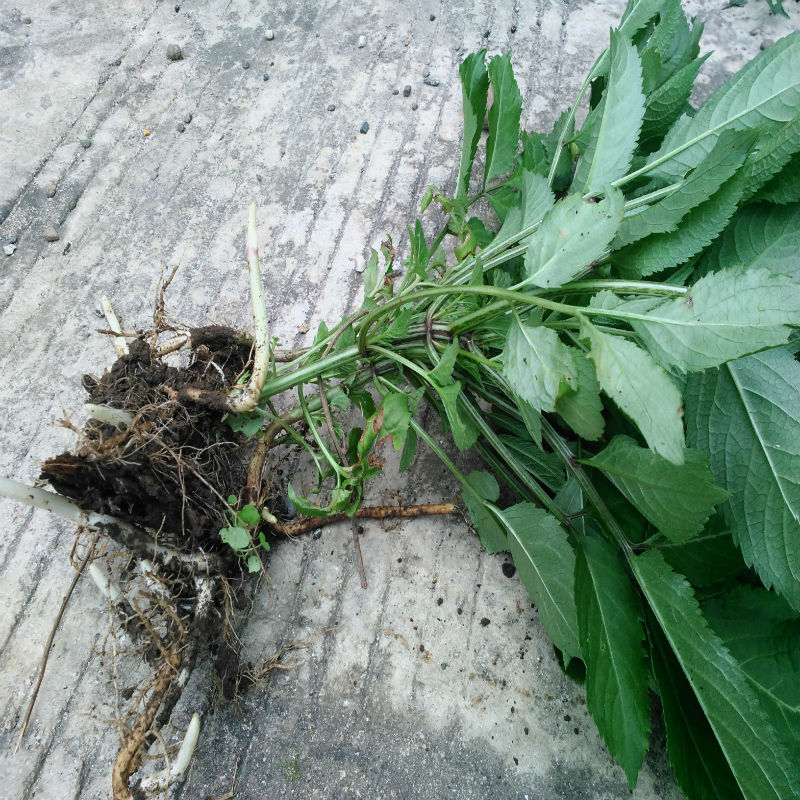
1 1 798 798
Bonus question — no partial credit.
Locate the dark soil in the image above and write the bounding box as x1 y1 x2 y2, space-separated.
40 329 254 555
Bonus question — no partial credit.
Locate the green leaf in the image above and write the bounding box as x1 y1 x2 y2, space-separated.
462 471 507 554
619 268 800 372
648 613 745 800
583 436 728 543
646 32 800 182
379 392 412 451
502 319 577 413
631 550 796 800
744 114 800 200
220 525 250 551
237 504 261 527
613 172 746 277
699 202 800 278
755 152 800 204
639 56 707 151
575 532 650 786
484 53 522 185
497 435 566 493
525 188 624 288
645 0 698 81
554 348 605 441
406 219 430 279
494 169 555 249
496 503 581 661
704 585 800 770
582 319 685 464
685 347 800 610
246 554 262 573
574 31 644 193
613 130 753 248
435 381 478 450
658 517 747 586
456 50 489 201
399 426 417 472
618 0 669 39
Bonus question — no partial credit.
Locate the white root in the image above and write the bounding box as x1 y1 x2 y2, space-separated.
100 296 129 357
89 562 123 603
139 712 201 793
84 403 135 428
227 204 270 414
154 332 191 357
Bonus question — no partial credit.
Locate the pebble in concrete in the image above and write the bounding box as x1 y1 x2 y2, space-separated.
403 84 411 97
327 103 336 111
46 184 56 197
184 112 193 124
423 76 439 86
43 226 60 242
360 121 369 134
263 73 269 81
423 68 430 77
80 138 91 149
166 43 183 61
358 34 366 48
3 244 15 256
242 59 250 69
177 122 185 132
264 29 275 40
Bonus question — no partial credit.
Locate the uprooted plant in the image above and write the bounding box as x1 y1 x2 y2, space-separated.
4 0 800 797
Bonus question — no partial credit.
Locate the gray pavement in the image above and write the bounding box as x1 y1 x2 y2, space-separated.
1 1 798 798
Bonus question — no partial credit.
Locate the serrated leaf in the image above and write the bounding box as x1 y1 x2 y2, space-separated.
646 0 697 81
484 53 522 185
744 114 800 201
463 471 506 554
502 320 577 412
456 50 489 201
494 169 555 249
583 436 727 543
496 503 581 660
379 392 411 451
618 0 668 38
575 533 650 786
619 268 800 372
498 435 566 493
525 188 624 288
574 32 644 193
685 347 800 610
699 202 800 278
631 550 796 800
639 56 707 151
613 171 745 277
704 585 800 770
436 381 478 450
582 319 685 464
648 614 745 800
756 152 800 204
613 130 753 248
646 32 800 182
658 516 747 586
554 348 605 441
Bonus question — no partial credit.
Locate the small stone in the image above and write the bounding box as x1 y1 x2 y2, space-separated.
46 184 56 198
263 73 269 81
422 67 430 77
183 112 193 124
23 16 32 24
359 120 369 134
142 129 151 137
3 244 15 256
264 28 274 41
750 28 759 36
241 59 250 69
43 226 59 242
113 58 122 66
423 76 439 86
80 138 91 149
430 13 436 20
68 196 78 211
403 84 411 97
392 88 399 95
501 562 516 578
8 235 17 244
484 30 490 38
411 102 418 110
761 38 774 50
511 24 517 33
166 44 183 61
151 170 159 180
404 38 410 46
177 122 185 132
327 103 336 112
175 3 180 10
358 34 366 48
312 529 322 540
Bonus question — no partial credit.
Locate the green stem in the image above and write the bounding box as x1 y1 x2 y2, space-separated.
552 279 688 296
262 346 360 399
